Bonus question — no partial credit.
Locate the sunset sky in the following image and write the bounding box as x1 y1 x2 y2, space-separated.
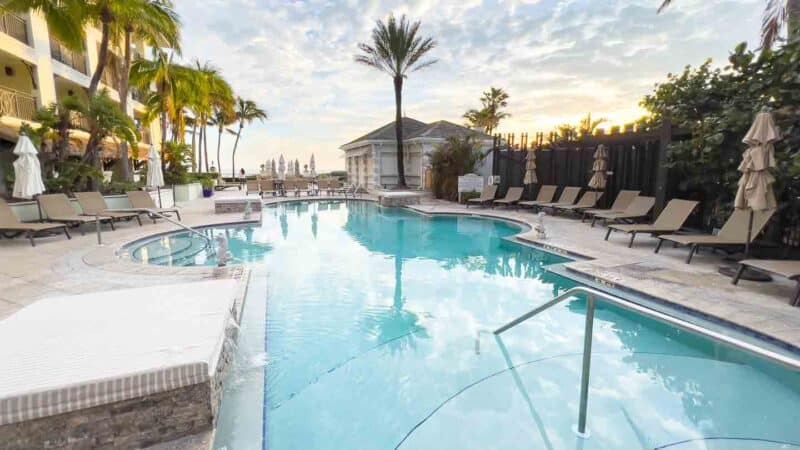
174 0 762 174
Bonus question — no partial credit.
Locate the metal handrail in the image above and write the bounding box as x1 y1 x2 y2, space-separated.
107 208 215 254
494 286 800 438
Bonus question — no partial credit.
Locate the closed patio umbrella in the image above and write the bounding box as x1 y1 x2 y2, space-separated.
146 145 165 208
588 144 608 190
12 135 45 200
523 149 537 185
720 110 778 281
735 111 778 254
310 153 317 178
278 154 286 180
271 158 277 177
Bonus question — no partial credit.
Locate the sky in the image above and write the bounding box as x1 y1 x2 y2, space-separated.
173 0 762 175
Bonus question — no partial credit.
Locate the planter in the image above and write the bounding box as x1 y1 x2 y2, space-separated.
173 182 203 202
202 188 214 198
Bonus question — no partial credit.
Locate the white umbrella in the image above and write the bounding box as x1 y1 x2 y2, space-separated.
278 154 286 180
734 111 778 257
146 145 164 187
310 153 317 177
523 149 537 185
12 135 45 199
271 158 277 177
588 144 608 190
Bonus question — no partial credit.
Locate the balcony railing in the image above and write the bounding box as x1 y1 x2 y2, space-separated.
0 86 36 121
101 68 120 92
0 13 28 45
69 111 90 131
50 38 87 74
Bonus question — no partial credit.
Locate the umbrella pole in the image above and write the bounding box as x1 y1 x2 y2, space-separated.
157 186 163 208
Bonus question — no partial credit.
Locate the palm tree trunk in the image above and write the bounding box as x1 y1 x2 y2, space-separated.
88 11 112 97
789 0 800 41
216 124 223 177
393 75 406 188
117 29 132 182
231 123 243 178
191 121 197 172
202 120 210 172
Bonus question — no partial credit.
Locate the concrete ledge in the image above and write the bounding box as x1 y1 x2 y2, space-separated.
213 196 263 214
376 191 423 207
0 276 249 449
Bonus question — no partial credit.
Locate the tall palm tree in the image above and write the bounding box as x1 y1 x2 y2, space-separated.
356 14 437 188
462 108 492 132
659 0 800 48
112 0 180 181
130 51 179 153
211 105 235 176
191 60 233 172
479 87 510 135
230 97 267 178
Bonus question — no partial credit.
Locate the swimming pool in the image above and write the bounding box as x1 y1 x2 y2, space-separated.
130 200 800 449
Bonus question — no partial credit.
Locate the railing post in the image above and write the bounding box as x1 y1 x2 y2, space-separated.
576 293 595 438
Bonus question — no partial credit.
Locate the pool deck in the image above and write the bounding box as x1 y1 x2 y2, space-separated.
408 199 800 352
2 191 800 448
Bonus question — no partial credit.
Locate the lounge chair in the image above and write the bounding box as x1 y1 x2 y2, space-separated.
344 183 362 199
126 191 181 222
534 186 582 210
553 191 603 215
245 179 260 195
655 208 775 264
215 179 241 191
519 185 557 209
0 199 70 246
38 193 114 234
260 178 276 197
492 187 524 208
74 192 142 227
591 196 655 227
581 190 640 222
605 199 699 248
733 259 800 306
466 185 498 208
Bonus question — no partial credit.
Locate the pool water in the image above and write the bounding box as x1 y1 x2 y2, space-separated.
130 201 800 450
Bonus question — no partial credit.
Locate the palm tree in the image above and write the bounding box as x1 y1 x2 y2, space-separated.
130 51 179 153
230 97 267 178
659 0 800 48
479 87 510 135
578 113 606 136
462 108 492 132
112 0 180 181
191 60 233 172
211 105 235 176
83 89 140 188
356 14 437 188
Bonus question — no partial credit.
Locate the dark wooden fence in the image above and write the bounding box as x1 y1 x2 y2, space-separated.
491 126 688 216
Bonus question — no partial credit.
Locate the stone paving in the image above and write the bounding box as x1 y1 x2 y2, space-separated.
409 200 800 350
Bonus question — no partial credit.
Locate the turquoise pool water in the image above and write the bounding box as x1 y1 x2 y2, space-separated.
130 201 800 450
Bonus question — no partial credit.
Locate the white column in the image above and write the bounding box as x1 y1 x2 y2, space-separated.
26 12 56 106
372 145 381 189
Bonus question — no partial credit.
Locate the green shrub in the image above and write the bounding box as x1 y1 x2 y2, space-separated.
429 135 486 201
460 191 481 203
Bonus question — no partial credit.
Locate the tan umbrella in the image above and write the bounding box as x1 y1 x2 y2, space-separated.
735 111 777 211
588 144 608 190
734 111 778 257
523 149 538 185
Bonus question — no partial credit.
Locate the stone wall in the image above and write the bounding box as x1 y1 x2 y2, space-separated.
214 200 263 214
0 383 213 450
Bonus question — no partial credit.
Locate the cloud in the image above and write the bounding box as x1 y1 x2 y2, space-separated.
173 0 761 174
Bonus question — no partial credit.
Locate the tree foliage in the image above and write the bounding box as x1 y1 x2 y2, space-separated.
463 87 510 134
641 41 800 227
428 135 486 200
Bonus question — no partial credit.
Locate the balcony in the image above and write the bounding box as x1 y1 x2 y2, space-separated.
138 126 151 144
0 86 36 121
0 13 28 45
50 38 87 74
